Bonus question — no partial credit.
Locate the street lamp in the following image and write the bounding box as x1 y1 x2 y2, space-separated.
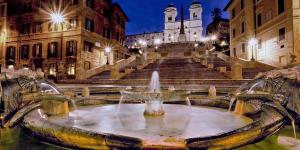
105 47 112 65
248 38 258 61
50 12 65 24
154 38 161 51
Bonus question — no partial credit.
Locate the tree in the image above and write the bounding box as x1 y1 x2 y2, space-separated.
211 8 222 23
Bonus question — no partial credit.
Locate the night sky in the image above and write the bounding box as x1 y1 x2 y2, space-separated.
114 0 230 35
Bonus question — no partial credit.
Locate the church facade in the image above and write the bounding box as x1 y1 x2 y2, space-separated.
125 0 203 48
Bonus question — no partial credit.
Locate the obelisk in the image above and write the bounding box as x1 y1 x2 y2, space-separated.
178 5 187 42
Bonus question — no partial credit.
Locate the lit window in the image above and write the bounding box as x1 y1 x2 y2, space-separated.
33 43 42 58
49 64 57 76
67 64 75 75
84 41 93 52
257 14 262 27
69 18 78 29
66 40 77 56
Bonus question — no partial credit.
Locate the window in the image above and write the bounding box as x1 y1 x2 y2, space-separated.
85 18 94 32
48 23 58 32
86 0 94 9
32 22 43 33
103 27 110 39
6 46 15 60
278 0 285 14
21 45 30 59
231 8 236 18
116 32 120 41
67 64 75 75
193 13 197 19
241 22 245 33
20 23 31 34
168 16 172 21
103 9 110 18
279 27 286 41
232 28 236 38
241 0 244 10
48 42 58 58
70 0 79 5
0 5 6 17
233 48 237 57
258 39 262 49
242 43 246 53
23 2 32 13
116 14 121 24
257 13 262 27
66 40 77 56
49 64 57 76
69 18 78 29
265 9 273 21
33 43 42 58
35 0 42 8
84 41 93 52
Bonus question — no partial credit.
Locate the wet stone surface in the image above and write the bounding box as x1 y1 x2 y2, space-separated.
48 104 252 146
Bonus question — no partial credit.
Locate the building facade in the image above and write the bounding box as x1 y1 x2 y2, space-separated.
125 0 203 47
225 0 300 67
0 0 128 80
125 32 164 48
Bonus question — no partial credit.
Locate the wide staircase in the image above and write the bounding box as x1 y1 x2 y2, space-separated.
123 58 228 80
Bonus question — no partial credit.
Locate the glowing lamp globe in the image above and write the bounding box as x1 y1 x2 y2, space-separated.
51 13 65 24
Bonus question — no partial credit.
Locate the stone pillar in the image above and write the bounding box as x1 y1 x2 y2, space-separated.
109 52 114 65
201 59 207 66
42 101 69 116
100 51 106 66
208 86 217 98
219 67 227 73
231 63 243 79
111 66 120 80
57 62 65 81
82 86 90 98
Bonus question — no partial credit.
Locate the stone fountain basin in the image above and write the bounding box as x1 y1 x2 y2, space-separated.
21 102 286 149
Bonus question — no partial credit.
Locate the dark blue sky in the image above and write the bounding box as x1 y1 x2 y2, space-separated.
114 0 230 35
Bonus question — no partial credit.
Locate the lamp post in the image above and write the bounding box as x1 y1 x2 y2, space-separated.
248 38 257 61
50 12 65 81
211 35 217 45
154 38 161 52
105 47 112 65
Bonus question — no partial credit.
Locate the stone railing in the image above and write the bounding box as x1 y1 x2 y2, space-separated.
216 52 276 70
117 55 136 70
84 56 136 80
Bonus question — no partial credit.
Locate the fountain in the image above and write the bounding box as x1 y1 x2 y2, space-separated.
120 71 191 116
2 67 300 149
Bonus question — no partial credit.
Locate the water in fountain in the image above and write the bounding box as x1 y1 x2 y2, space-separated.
70 99 80 125
145 71 164 116
228 97 236 112
248 81 265 94
148 71 160 93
